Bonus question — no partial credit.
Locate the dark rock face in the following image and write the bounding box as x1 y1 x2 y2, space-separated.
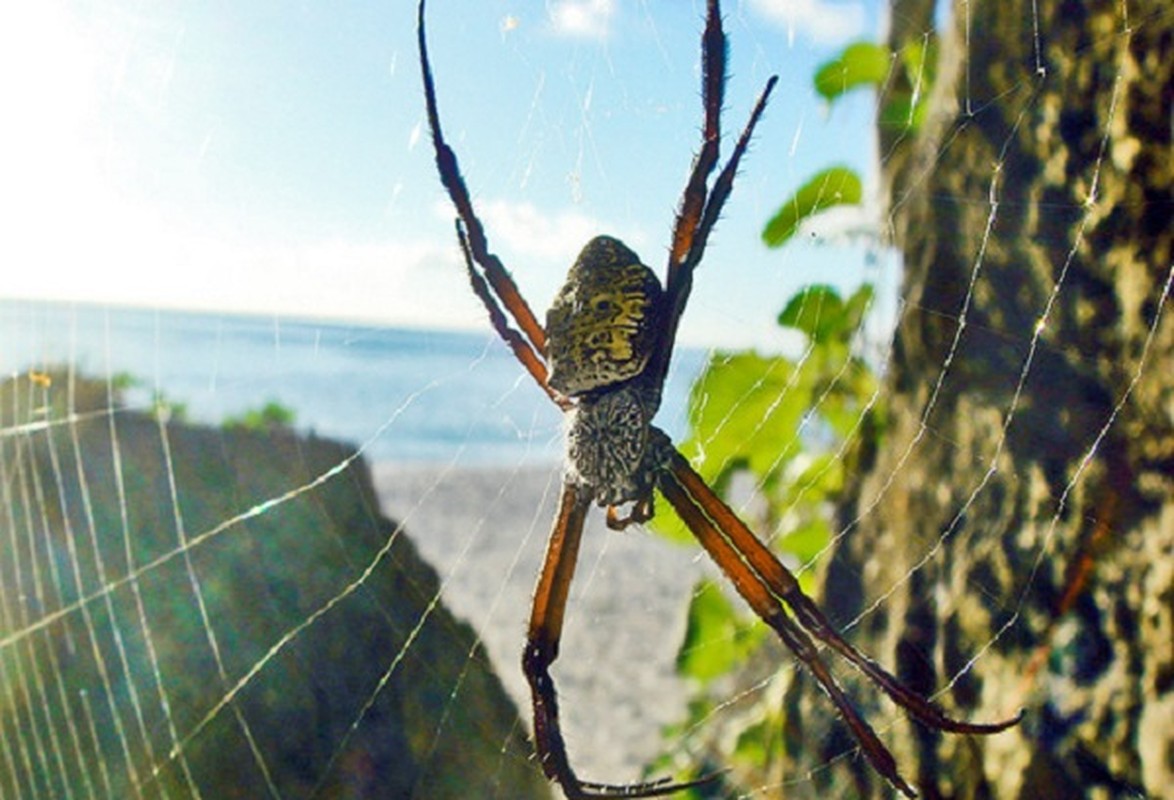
0 373 550 799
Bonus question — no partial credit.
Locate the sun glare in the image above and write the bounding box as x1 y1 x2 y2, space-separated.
2 3 133 298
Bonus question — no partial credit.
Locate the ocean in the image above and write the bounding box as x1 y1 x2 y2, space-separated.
0 300 706 465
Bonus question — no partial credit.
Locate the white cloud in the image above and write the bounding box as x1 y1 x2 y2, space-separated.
3 177 486 330
478 200 607 263
7 189 629 334
9 192 646 333
219 239 483 329
426 197 657 324
548 0 615 40
750 0 865 45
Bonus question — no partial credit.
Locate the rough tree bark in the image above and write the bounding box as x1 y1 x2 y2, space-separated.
785 1 1172 797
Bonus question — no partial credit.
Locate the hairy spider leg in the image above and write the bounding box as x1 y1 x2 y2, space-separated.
454 224 571 409
523 481 720 799
658 438 1023 798
666 0 726 270
657 458 913 797
418 0 558 404
646 0 779 397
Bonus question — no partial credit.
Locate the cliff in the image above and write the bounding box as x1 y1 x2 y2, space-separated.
0 371 550 799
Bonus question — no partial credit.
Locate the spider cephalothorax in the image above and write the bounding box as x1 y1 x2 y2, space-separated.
418 1 1021 797
546 236 663 397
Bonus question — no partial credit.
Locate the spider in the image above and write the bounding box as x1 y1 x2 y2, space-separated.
417 2 1021 797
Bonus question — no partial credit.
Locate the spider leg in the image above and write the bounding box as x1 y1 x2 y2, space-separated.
455 223 571 409
656 456 915 797
524 481 720 799
656 438 1022 797
418 0 560 405
666 0 727 272
648 0 779 390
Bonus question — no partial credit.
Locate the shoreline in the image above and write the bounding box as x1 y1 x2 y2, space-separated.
371 461 706 783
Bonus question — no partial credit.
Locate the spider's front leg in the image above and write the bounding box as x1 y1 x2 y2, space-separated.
523 481 716 799
418 0 565 408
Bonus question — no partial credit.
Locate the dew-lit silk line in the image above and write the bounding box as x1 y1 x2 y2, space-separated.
68 373 145 799
0 424 49 797
146 444 463 786
0 380 440 652
40 415 121 800
0 379 443 791
103 357 185 800
11 404 75 798
154 415 280 799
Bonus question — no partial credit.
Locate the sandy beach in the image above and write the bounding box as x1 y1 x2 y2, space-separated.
372 461 709 783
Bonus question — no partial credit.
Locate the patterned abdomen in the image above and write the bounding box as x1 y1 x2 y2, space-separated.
565 386 655 506
545 236 663 396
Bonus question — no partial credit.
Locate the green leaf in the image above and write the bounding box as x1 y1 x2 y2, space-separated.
676 581 738 680
878 94 922 133
900 37 937 94
762 167 863 247
778 284 844 342
223 400 296 431
675 580 761 681
878 38 938 134
788 452 845 501
684 352 811 482
841 283 876 333
814 41 891 101
732 718 771 768
651 487 694 545
780 518 833 569
778 283 875 347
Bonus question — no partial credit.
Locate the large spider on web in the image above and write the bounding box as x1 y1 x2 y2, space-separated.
417 1 1021 797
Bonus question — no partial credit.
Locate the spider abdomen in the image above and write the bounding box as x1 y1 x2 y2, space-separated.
546 236 663 396
565 386 658 507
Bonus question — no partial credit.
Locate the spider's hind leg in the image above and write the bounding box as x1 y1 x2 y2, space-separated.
524 481 720 798
657 438 1023 798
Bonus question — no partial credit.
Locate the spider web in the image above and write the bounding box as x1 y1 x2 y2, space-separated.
2 2 1170 799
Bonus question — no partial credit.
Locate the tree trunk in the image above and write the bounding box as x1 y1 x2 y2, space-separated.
787 1 1173 797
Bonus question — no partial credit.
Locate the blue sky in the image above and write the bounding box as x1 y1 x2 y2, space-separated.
2 0 891 350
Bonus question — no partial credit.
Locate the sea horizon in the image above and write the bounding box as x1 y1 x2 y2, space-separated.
1 298 707 467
